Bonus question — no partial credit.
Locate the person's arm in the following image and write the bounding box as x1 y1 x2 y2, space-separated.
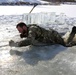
9 26 39 47
9 33 38 47
9 38 31 47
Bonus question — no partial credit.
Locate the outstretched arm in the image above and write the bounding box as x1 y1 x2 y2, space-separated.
9 25 41 47
9 39 31 47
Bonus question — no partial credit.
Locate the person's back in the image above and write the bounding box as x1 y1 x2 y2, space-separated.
27 24 65 45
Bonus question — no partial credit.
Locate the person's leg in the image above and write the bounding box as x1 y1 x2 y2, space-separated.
49 28 76 47
65 26 76 47
49 29 66 46
67 26 76 43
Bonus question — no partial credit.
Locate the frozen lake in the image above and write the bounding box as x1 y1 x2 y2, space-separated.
1 43 76 75
0 5 76 75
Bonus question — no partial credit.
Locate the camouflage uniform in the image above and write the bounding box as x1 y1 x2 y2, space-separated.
16 24 66 47
9 24 76 47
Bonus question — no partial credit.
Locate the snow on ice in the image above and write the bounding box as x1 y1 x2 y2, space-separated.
0 5 76 75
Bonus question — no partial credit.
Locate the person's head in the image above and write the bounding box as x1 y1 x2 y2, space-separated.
16 22 28 34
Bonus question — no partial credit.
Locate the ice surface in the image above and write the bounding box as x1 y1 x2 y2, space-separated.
0 12 76 75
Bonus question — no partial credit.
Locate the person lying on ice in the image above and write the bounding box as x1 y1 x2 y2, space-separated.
9 22 76 47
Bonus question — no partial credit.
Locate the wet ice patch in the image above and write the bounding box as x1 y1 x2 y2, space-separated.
9 45 67 66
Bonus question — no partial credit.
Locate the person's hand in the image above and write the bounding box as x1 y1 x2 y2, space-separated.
20 34 27 38
20 34 24 38
9 40 15 47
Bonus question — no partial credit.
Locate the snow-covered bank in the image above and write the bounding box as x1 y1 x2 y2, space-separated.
0 5 76 17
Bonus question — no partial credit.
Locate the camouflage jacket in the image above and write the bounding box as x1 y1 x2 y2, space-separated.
18 24 65 47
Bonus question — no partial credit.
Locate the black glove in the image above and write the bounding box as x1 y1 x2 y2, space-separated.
20 34 27 38
20 34 24 38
